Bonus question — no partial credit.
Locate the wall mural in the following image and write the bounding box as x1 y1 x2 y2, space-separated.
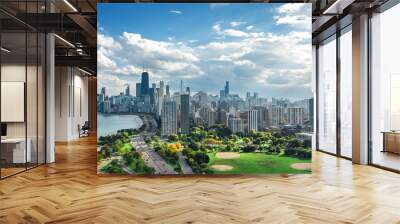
97 3 313 175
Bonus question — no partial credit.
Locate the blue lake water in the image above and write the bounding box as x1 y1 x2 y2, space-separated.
97 114 143 137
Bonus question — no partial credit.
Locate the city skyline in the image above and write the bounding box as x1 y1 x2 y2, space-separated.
97 70 314 134
98 76 312 102
97 3 312 99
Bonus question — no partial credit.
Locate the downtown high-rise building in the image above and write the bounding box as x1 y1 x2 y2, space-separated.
180 94 190 134
206 110 217 127
253 107 268 130
247 110 258 132
161 100 177 136
217 108 228 126
225 81 229 96
186 87 190 95
308 98 314 125
159 81 164 96
136 83 141 98
124 84 130 96
166 84 170 97
269 107 284 126
194 91 207 107
228 117 244 133
287 107 304 125
141 72 149 96
101 87 106 96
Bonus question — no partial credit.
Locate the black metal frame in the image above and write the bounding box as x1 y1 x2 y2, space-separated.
315 22 353 162
367 1 400 172
315 0 400 171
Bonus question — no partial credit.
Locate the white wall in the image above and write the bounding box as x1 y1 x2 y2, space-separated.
55 67 89 141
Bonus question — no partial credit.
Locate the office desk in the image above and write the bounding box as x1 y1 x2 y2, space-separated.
382 131 400 154
1 138 31 164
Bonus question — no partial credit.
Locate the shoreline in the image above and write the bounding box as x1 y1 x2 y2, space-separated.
98 113 158 137
98 113 145 137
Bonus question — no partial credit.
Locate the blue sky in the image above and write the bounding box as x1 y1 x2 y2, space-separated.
97 3 312 99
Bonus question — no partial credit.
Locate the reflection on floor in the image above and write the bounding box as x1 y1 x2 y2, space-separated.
0 163 42 178
0 167 25 178
373 150 400 171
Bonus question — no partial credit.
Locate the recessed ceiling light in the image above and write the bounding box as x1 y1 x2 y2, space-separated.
63 0 78 12
1 47 11 53
54 34 75 48
78 67 92 76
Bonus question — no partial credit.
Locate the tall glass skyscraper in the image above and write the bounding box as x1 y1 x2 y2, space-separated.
141 72 149 95
180 94 190 134
225 81 229 96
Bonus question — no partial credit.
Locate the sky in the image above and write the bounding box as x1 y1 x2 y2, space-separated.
97 3 312 99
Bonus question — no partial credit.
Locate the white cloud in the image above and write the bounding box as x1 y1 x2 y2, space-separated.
230 21 246 27
209 3 230 9
170 10 182 14
274 15 310 27
212 24 221 32
222 29 249 37
98 25 312 98
277 4 305 14
246 25 254 30
274 3 311 29
212 23 249 38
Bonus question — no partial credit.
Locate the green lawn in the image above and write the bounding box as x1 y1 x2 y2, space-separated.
208 152 311 174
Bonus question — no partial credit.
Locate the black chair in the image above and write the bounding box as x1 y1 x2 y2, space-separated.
79 121 90 138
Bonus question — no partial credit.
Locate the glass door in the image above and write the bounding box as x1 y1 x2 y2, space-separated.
370 3 400 171
317 35 337 154
339 26 352 158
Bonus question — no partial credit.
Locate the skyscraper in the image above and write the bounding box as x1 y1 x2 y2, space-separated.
224 81 229 96
124 84 130 96
149 87 155 105
186 87 190 95
308 98 314 126
247 110 258 132
161 100 177 136
287 107 304 125
141 72 149 96
253 92 258 99
180 94 190 134
269 107 284 126
136 83 141 98
101 87 106 96
220 90 225 98
217 109 228 126
159 81 164 96
206 110 217 127
228 117 244 133
166 84 170 97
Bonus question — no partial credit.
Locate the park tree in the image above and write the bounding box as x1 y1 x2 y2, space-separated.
241 145 257 152
194 152 210 164
168 134 179 142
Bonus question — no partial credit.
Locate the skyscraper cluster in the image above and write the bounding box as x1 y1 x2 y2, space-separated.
97 71 314 136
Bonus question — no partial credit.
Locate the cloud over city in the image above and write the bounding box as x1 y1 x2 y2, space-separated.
98 3 312 99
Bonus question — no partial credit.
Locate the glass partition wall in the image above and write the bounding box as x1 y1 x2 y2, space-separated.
316 26 352 159
0 2 46 179
370 3 400 171
339 27 352 159
317 35 337 155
